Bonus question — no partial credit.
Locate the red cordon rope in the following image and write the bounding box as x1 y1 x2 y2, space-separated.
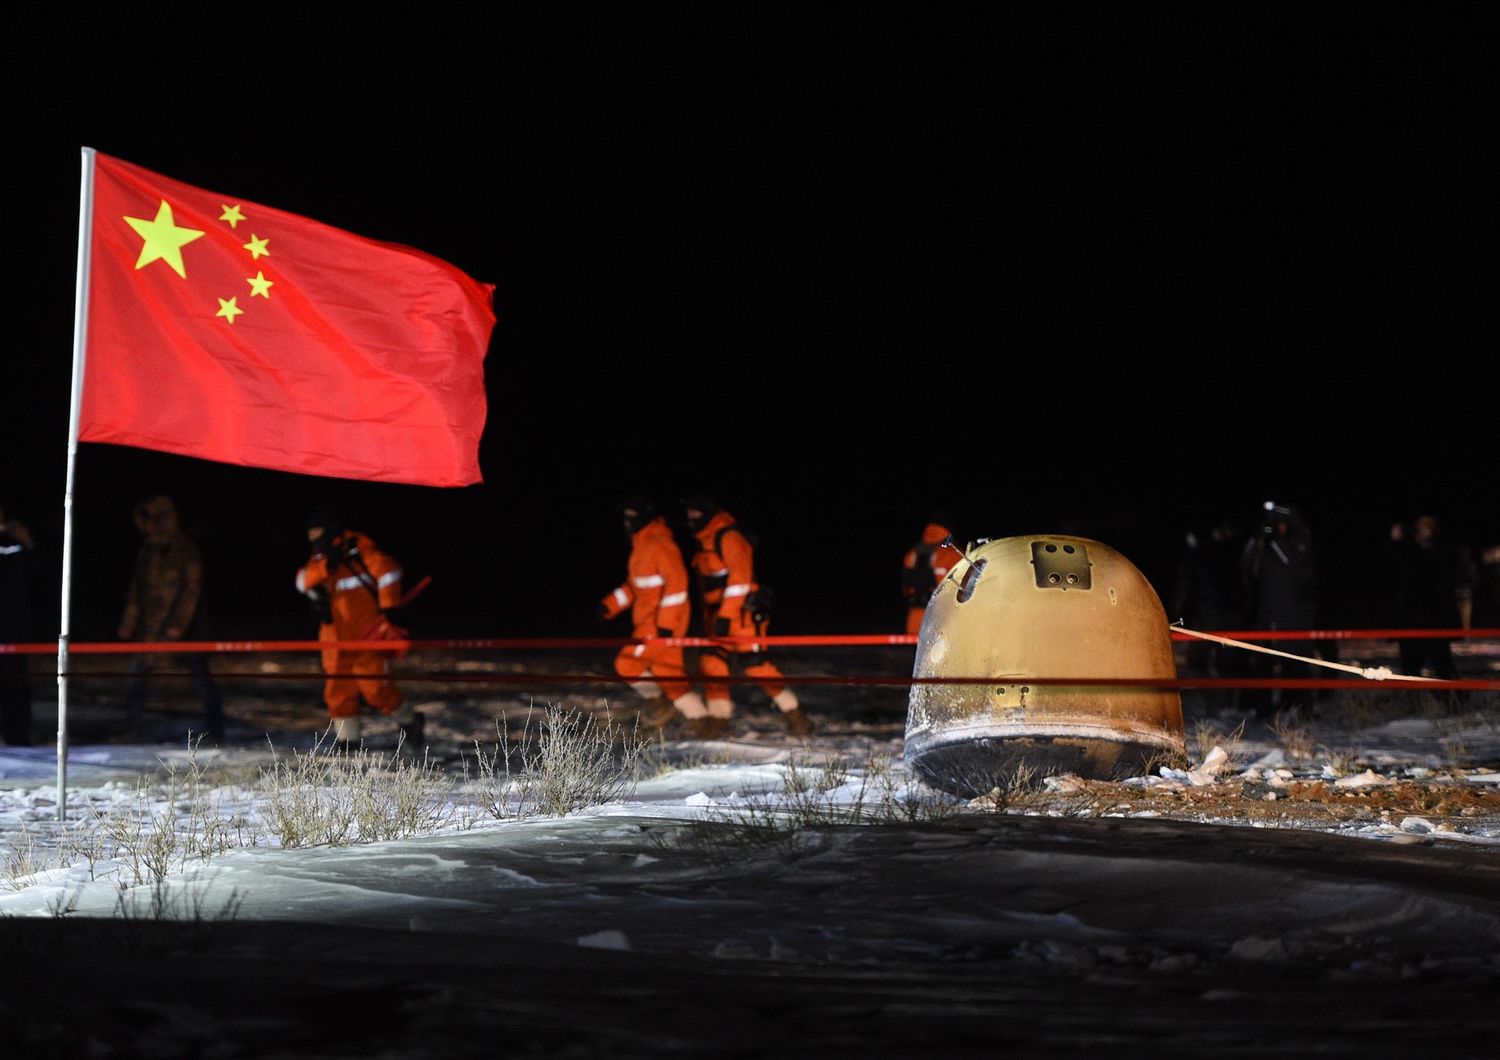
2 629 1494 691
23 670 1499 691
2 628 1496 655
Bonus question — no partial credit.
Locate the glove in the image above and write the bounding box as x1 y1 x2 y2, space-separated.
596 601 609 620
362 612 410 659
366 610 408 638
713 616 731 637
656 627 673 639
306 587 333 625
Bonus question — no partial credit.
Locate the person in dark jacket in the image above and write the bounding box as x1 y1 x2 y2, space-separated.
1169 518 1246 679
0 502 37 745
1478 541 1500 628
118 496 224 742
1240 501 1317 715
1385 514 1477 679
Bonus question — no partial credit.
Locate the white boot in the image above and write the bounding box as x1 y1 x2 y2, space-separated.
332 715 361 744
773 689 800 713
672 690 708 719
629 679 663 700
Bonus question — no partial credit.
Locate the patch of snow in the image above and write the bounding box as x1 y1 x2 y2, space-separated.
578 929 632 950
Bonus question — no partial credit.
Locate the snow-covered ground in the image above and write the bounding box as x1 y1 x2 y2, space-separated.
1 649 1497 1056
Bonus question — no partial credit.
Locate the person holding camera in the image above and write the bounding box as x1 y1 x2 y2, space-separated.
295 507 421 747
1239 500 1318 716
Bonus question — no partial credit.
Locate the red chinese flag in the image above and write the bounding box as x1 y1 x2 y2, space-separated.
80 150 496 487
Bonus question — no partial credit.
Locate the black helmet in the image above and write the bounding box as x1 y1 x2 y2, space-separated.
617 496 657 535
307 506 344 555
680 490 717 532
308 506 343 535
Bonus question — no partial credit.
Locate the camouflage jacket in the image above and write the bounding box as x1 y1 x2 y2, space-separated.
120 534 205 641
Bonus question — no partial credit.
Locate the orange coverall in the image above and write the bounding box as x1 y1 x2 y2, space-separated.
295 530 405 720
690 509 789 708
599 515 693 699
903 523 962 635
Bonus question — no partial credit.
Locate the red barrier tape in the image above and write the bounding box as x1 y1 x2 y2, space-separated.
1193 628 1491 642
3 628 1497 655
25 669 1499 691
4 630 1498 691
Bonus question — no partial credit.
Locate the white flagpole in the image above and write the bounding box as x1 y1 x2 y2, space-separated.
58 147 97 821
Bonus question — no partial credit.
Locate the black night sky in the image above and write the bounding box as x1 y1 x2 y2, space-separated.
5 9 1497 644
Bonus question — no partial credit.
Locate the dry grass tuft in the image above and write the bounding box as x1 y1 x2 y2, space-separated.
463 701 651 820
666 750 960 863
258 728 456 848
1192 717 1247 767
1268 710 1315 765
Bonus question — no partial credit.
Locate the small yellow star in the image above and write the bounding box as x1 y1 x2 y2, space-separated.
216 296 244 324
247 271 274 298
243 234 270 260
220 204 247 228
124 200 205 278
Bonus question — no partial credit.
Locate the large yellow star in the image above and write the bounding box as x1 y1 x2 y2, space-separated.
247 271 274 298
243 234 270 260
216 296 244 324
124 200 205 278
220 204 247 228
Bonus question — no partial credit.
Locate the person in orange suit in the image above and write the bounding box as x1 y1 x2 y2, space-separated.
681 492 813 738
902 512 963 636
597 497 709 730
295 507 421 747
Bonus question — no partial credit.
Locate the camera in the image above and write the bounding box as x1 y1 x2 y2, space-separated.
1259 500 1293 538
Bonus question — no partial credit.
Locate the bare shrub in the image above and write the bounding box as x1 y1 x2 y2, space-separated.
2 820 46 889
464 713 527 820
966 758 1049 811
523 702 650 817
670 750 960 863
258 736 357 846
1139 745 1192 777
463 702 651 820
862 763 963 824
82 736 270 886
1439 734 1473 771
259 729 456 847
1268 710 1314 765
1193 717 1246 766
59 815 108 881
96 774 185 885
1318 744 1362 776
